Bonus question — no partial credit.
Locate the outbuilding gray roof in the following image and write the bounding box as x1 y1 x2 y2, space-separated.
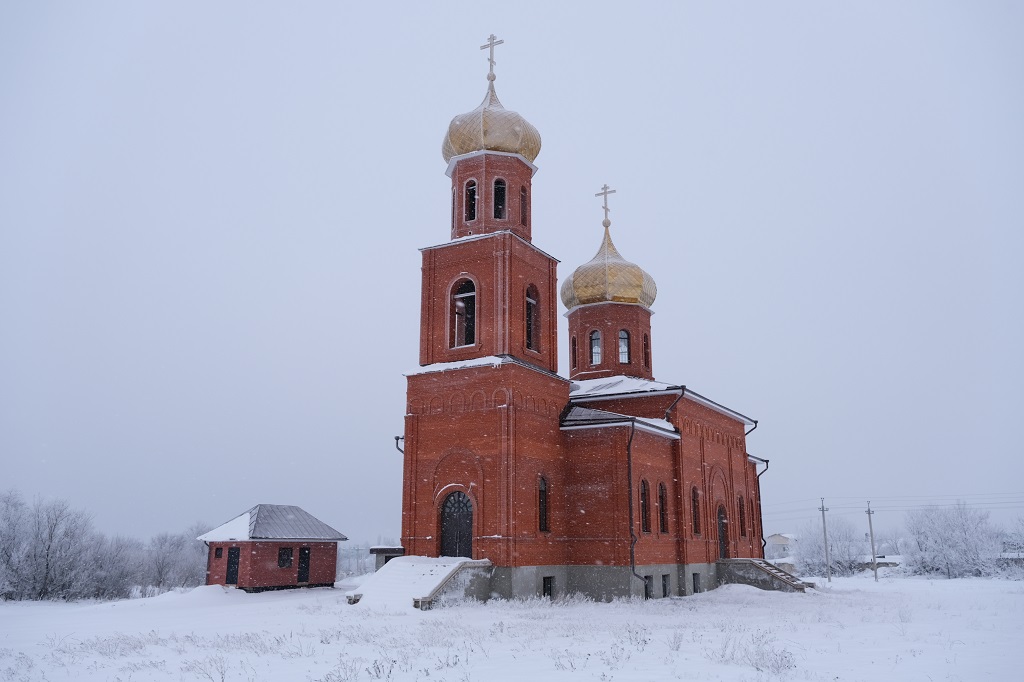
198 504 348 542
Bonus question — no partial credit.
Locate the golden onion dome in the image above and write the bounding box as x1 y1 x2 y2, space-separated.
561 225 657 309
442 80 542 163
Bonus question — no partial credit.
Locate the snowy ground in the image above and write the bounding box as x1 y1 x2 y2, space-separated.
1 571 1020 681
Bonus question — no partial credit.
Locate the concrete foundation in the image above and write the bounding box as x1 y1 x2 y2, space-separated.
486 563 720 601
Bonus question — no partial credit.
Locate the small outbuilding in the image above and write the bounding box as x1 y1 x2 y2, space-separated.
198 504 347 592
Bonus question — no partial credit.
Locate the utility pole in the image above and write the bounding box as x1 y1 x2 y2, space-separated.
866 501 878 582
819 498 832 583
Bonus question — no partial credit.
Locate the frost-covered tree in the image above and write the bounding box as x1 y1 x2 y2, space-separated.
0 489 29 600
904 504 1000 578
794 517 867 577
24 496 94 599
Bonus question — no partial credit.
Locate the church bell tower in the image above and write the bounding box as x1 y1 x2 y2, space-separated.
402 37 570 573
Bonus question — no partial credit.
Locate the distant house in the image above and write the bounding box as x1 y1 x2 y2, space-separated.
198 504 347 592
765 533 798 559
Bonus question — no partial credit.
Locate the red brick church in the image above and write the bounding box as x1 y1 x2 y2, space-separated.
399 37 767 600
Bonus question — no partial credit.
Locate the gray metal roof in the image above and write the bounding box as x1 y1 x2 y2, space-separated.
199 504 348 542
248 504 347 540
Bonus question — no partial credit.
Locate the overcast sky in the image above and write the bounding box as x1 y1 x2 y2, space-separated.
2 2 1022 543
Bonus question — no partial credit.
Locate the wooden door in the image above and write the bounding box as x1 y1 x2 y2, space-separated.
297 547 311 583
226 547 240 585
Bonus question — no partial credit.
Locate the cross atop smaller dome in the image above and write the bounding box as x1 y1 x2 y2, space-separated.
560 187 658 310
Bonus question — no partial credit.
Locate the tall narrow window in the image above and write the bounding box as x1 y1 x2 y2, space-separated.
451 279 476 347
538 477 549 532
640 480 651 533
571 336 578 369
525 285 539 351
589 330 602 365
658 483 669 533
643 334 651 369
451 187 456 230
691 487 701 534
618 330 630 364
494 179 506 219
464 180 477 221
520 186 527 226
739 497 747 537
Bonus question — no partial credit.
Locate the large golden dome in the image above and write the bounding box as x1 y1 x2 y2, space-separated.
561 226 657 309
441 81 542 163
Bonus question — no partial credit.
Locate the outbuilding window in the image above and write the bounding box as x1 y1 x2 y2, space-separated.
278 547 293 568
214 547 223 559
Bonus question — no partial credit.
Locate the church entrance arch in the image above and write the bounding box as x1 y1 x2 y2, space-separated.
440 491 473 558
717 505 730 559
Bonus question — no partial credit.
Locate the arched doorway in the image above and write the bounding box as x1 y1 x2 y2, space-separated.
717 505 730 559
440 491 473 558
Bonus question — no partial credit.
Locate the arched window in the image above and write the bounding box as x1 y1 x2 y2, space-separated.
589 330 602 365
618 330 630 364
739 497 747 537
691 487 701 535
464 180 477 221
450 279 476 347
571 336 578 369
538 477 549 532
520 186 527 226
642 334 651 369
658 483 669 533
451 187 455 230
494 179 506 219
640 480 651 533
525 285 540 351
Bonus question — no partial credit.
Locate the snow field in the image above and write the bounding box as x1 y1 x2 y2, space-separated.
0 572 1021 681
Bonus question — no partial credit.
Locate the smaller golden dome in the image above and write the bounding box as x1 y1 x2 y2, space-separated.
561 226 657 310
442 81 542 163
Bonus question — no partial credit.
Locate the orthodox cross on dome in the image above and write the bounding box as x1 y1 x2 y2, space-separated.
595 184 616 227
480 34 504 81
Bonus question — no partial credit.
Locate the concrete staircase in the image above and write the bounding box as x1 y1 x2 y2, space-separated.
345 556 493 609
716 558 815 593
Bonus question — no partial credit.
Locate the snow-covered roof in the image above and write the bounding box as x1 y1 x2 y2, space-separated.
570 376 756 426
560 405 679 439
407 355 509 376
197 504 348 542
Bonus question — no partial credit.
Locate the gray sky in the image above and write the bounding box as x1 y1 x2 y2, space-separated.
2 2 1022 542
